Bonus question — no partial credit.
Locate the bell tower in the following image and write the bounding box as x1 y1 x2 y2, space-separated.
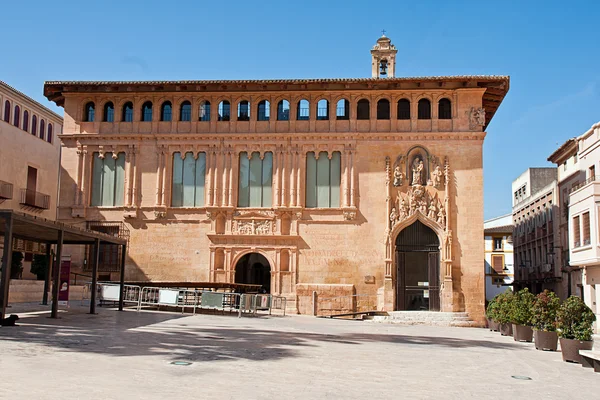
371 32 397 78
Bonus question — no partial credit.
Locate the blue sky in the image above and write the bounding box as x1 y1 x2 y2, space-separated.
2 0 599 219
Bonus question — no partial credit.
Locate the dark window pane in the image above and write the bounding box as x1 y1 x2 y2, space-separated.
357 99 370 120
397 99 410 120
418 99 431 119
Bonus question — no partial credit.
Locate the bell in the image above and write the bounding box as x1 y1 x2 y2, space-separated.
380 60 388 75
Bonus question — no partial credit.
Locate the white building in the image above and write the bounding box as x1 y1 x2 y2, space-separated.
567 121 600 331
484 214 513 301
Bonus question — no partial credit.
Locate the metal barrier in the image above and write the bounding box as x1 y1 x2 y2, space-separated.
270 295 287 316
137 287 198 314
81 283 141 307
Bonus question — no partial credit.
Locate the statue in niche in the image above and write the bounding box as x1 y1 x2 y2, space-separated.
412 158 424 186
437 207 445 226
431 165 443 188
389 207 398 225
428 202 437 220
398 197 408 220
393 165 403 187
419 199 427 215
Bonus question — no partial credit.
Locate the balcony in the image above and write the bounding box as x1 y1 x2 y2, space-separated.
0 180 13 199
19 189 50 209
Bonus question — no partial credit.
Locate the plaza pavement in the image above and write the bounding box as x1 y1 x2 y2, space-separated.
0 304 597 399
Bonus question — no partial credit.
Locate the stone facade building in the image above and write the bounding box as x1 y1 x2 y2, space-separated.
44 36 509 322
0 80 63 280
512 168 562 296
483 214 513 301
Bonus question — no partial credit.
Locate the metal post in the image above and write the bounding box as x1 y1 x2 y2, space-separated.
312 290 318 316
42 244 51 305
51 229 64 319
89 239 100 314
118 243 127 311
0 214 14 318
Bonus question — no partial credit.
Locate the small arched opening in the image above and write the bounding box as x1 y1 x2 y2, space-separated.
234 253 271 293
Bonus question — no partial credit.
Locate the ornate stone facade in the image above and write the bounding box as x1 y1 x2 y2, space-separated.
44 36 509 323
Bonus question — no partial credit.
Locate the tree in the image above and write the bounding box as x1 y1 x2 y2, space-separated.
30 254 49 281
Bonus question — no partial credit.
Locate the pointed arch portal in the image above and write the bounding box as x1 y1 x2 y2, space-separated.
234 253 271 293
395 220 440 311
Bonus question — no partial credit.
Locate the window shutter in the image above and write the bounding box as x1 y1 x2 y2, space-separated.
492 255 504 273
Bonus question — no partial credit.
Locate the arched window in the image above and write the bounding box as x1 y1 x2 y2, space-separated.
336 99 349 120
122 102 134 122
32 115 37 135
357 99 370 120
438 98 452 119
180 101 191 121
141 101 153 121
277 100 290 121
160 101 172 121
23 110 29 132
84 102 95 122
418 99 431 120
376 99 390 120
218 101 230 121
317 99 329 120
397 99 410 120
4 100 11 123
257 100 270 121
238 100 250 121
103 102 114 122
199 101 211 121
297 99 309 120
40 119 45 140
14 105 20 127
47 124 53 143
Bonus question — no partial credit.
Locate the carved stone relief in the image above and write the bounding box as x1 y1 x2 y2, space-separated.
467 107 486 130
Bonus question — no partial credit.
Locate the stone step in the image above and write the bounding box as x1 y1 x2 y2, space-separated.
370 311 476 327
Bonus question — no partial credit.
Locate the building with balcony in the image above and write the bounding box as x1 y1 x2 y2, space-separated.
512 168 562 296
566 121 600 329
484 214 513 301
547 137 584 297
0 81 63 279
43 35 509 321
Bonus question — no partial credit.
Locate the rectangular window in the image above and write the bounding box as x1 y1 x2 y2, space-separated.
171 152 206 207
91 152 125 206
491 255 504 273
590 165 595 180
238 152 272 207
306 151 341 208
583 212 590 245
573 215 581 247
494 238 503 251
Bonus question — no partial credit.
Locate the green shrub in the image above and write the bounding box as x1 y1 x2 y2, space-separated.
557 296 596 341
531 290 561 332
486 297 499 321
509 288 535 326
495 290 514 324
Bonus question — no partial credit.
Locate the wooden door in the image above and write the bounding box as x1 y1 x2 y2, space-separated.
428 252 440 311
26 166 37 204
395 251 405 310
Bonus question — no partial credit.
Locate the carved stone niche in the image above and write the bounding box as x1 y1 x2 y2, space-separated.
232 211 276 235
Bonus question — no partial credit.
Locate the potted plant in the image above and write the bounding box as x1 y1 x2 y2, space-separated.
496 290 514 336
510 288 535 342
557 296 596 363
531 290 561 351
486 297 500 332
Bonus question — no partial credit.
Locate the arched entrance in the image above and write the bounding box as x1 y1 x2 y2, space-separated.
395 220 440 311
234 253 271 293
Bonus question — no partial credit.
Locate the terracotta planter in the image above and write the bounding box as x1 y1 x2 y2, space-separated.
512 324 533 342
559 338 593 363
499 322 513 336
488 319 500 332
534 330 558 351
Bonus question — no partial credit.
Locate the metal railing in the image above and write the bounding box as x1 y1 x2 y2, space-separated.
70 272 91 285
0 180 13 199
571 175 599 193
19 188 50 209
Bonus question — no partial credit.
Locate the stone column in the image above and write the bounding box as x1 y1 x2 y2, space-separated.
281 148 287 207
297 151 304 207
155 149 164 206
350 150 356 208
80 149 90 207
228 152 234 207
75 148 84 205
206 149 213 207
290 149 297 207
343 149 350 207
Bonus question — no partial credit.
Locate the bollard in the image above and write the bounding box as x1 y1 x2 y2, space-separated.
312 291 318 316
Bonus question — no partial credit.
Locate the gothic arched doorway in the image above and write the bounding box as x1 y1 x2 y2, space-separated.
234 253 271 293
395 220 440 311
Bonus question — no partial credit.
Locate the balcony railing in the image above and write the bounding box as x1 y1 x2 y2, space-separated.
0 180 13 199
571 175 599 193
19 188 50 209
